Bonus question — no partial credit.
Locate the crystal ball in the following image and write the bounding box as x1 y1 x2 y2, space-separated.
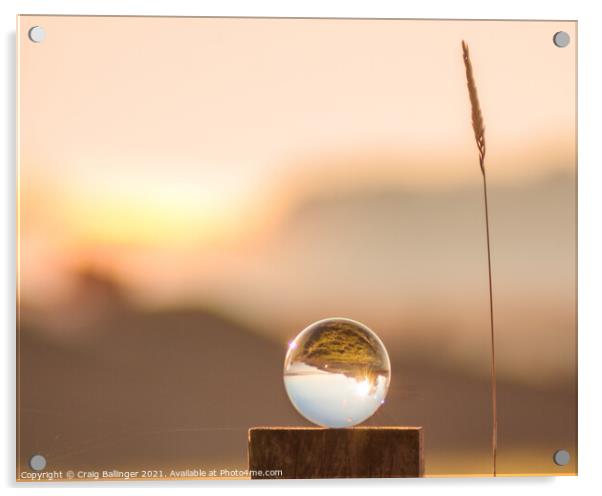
283 318 391 428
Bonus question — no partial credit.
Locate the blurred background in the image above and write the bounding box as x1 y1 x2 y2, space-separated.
17 17 576 476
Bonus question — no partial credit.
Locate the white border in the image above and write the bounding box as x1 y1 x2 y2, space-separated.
2 1 601 495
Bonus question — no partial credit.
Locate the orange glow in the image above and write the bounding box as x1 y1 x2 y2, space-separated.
17 17 576 477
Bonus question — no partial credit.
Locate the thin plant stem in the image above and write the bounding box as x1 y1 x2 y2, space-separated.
461 40 497 477
482 168 497 477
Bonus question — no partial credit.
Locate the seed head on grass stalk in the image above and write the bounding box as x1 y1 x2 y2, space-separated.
461 39 497 477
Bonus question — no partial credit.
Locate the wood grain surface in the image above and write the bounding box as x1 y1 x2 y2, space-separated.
248 427 423 479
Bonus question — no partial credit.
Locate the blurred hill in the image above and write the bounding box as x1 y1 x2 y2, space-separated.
19 270 298 472
18 269 575 476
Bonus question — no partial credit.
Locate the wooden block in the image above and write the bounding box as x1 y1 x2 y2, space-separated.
248 427 423 479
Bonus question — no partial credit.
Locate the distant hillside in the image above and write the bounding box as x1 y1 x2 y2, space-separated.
18 299 576 476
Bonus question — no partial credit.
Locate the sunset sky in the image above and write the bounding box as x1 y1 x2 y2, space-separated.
18 16 576 371
19 17 575 245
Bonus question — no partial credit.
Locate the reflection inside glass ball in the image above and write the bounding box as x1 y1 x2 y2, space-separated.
283 318 391 428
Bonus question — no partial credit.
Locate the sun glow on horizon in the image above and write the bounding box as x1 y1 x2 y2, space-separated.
21 167 291 248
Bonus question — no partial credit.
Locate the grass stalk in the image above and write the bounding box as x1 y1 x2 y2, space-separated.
461 40 497 477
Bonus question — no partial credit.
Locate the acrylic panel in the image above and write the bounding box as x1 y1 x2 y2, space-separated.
16 16 577 480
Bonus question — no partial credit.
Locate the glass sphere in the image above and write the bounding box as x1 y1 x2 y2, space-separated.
283 318 391 428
